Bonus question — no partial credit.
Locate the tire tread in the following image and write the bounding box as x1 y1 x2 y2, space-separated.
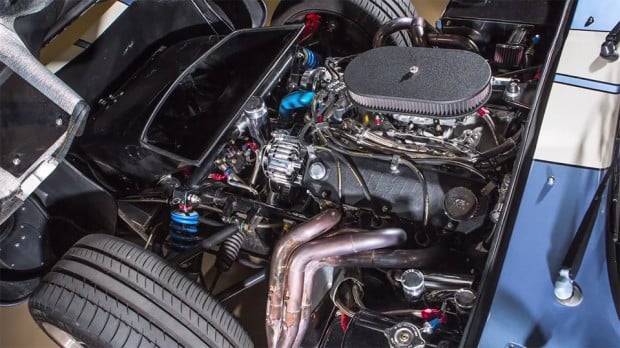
273 0 417 47
29 234 253 348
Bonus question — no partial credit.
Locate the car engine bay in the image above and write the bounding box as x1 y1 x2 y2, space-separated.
2 1 567 346
104 17 548 346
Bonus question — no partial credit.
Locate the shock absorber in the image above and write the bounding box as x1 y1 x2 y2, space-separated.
168 209 201 251
300 47 322 70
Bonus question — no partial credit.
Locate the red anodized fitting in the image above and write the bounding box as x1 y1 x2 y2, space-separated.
209 173 228 181
300 13 322 41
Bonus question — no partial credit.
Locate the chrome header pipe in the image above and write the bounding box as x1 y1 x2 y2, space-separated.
280 228 407 348
266 209 341 348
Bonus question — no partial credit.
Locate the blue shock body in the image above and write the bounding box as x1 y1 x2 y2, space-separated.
301 47 322 70
279 90 315 119
168 210 200 251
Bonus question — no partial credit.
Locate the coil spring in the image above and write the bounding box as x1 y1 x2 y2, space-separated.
168 210 201 251
216 229 246 272
301 47 322 70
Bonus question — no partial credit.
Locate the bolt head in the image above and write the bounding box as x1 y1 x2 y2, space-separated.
490 211 501 222
505 82 521 98
12 157 20 166
508 82 520 93
55 117 63 127
409 65 419 74
187 194 202 205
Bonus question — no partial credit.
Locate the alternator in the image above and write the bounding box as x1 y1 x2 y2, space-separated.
264 132 306 188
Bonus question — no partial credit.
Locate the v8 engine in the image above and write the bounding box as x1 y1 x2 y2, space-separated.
264 46 497 235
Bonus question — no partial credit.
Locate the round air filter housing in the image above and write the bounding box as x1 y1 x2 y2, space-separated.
344 46 492 118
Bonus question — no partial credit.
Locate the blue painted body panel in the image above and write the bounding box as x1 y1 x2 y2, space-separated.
555 74 620 94
479 161 619 347
571 0 620 31
480 0 620 345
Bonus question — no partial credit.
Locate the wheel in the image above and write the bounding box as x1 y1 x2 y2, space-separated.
29 234 253 348
272 0 417 55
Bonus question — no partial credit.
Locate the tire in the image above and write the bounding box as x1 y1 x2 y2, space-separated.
272 0 417 47
29 234 253 348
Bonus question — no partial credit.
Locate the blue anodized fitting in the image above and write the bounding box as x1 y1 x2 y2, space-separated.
279 90 315 118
